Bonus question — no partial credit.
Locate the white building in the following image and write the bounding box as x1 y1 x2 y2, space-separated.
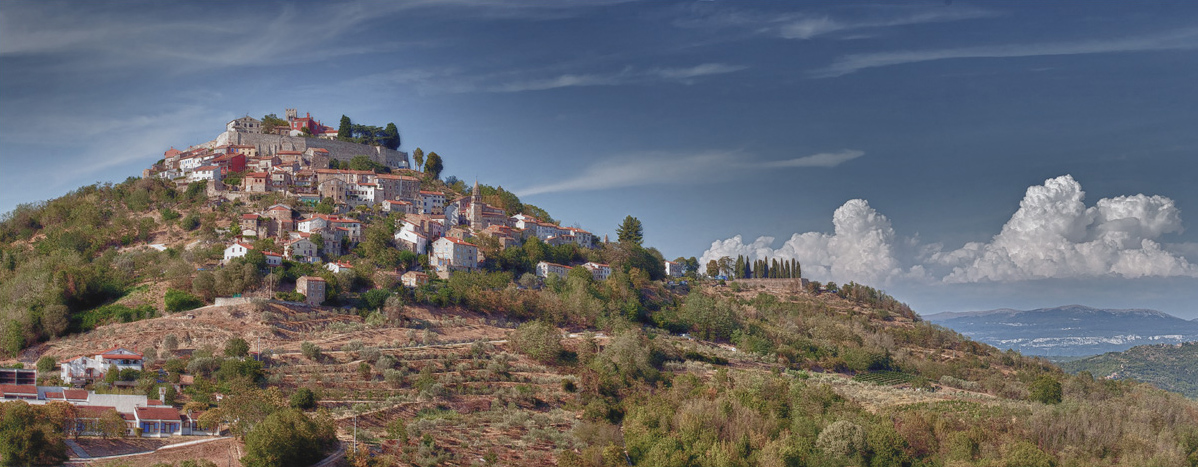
665 261 685 278
284 238 318 263
419 191 446 215
222 242 253 263
264 252 283 267
536 261 573 280
188 165 222 183
60 347 144 384
431 237 478 272
583 262 612 281
326 261 354 274
395 229 429 254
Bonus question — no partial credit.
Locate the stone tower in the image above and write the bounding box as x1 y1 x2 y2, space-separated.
285 108 298 121
469 179 483 228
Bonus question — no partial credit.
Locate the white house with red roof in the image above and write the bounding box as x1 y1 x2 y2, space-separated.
223 241 253 264
536 261 573 280
583 262 612 281
325 261 354 274
419 191 446 215
431 237 478 273
135 406 184 437
60 347 144 384
665 260 685 278
263 252 283 267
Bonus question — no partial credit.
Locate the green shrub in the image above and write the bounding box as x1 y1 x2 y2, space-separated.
510 320 562 364
165 288 203 312
1029 375 1063 404
275 291 306 302
290 388 318 410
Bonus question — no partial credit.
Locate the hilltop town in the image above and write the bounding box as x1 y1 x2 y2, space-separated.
142 108 665 292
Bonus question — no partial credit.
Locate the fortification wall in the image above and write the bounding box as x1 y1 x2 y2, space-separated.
214 131 409 169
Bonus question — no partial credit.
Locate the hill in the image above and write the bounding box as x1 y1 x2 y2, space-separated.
923 304 1198 356
7 152 1198 465
1060 342 1198 398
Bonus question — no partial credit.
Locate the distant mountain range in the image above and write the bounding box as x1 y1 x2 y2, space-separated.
923 305 1198 356
1060 342 1198 398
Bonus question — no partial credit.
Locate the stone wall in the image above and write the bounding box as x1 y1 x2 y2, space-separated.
214 131 409 169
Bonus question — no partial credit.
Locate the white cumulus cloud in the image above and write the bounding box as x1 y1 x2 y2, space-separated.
702 175 1197 288
938 175 1196 282
700 199 924 286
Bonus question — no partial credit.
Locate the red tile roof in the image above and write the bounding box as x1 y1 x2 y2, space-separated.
0 384 38 395
135 406 181 421
98 347 142 358
438 237 476 247
45 391 64 399
64 389 88 400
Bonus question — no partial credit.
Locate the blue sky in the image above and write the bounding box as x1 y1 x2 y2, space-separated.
2 1 1197 316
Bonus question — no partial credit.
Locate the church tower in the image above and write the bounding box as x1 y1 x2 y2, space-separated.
469 179 484 228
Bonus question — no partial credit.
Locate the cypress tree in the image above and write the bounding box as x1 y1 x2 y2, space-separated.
337 115 352 140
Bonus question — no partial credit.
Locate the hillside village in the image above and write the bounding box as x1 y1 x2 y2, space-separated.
143 108 675 294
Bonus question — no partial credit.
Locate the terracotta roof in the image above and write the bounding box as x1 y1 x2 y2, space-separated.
194 165 218 171
277 151 302 155
311 148 329 153
135 406 181 421
538 262 573 269
64 389 88 400
0 384 38 395
437 237 476 247
246 172 268 178
241 214 260 220
231 242 254 250
45 391 64 399
147 399 163 406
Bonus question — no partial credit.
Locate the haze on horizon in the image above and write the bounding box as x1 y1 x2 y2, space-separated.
2 1 1196 316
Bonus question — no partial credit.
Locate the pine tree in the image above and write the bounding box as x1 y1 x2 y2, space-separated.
734 256 745 279
616 216 644 246
772 259 780 278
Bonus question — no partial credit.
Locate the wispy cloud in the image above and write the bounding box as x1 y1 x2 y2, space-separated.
674 4 998 40
812 27 1198 77
763 150 864 168
516 149 862 197
0 0 631 73
779 8 998 40
348 63 747 94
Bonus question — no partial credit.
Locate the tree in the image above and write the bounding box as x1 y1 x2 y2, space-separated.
424 152 444 179
98 408 127 439
0 401 69 465
616 216 644 246
1029 375 1063 404
290 388 317 410
510 321 563 364
337 115 351 140
412 148 425 171
36 356 55 376
383 123 400 150
225 337 250 358
241 408 336 467
301 342 321 361
706 260 719 277
165 289 203 312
